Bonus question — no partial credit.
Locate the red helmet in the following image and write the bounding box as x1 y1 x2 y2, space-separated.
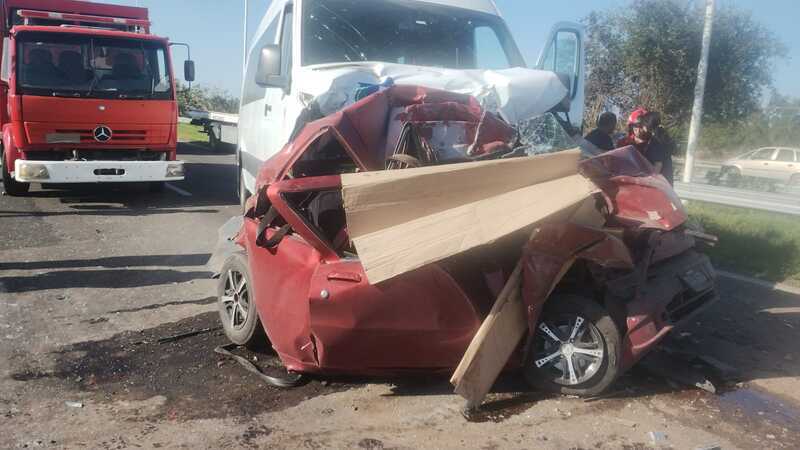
628 108 649 126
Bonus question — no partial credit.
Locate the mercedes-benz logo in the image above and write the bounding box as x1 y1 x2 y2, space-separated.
93 126 112 142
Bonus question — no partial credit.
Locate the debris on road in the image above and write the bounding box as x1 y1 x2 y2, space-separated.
648 431 668 445
214 344 304 388
156 326 221 344
64 401 83 408
640 349 717 394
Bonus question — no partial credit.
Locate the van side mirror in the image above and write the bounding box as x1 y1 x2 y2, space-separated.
255 44 287 90
184 60 196 82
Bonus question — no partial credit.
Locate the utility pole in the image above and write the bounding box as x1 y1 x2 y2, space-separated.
242 0 249 88
683 0 716 183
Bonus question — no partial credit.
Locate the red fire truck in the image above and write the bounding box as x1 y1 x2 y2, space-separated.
0 0 193 195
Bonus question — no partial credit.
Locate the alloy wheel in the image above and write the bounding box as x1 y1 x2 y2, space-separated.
221 268 250 331
532 314 606 386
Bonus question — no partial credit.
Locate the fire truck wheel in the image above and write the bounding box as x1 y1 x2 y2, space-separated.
1 151 30 196
524 295 621 397
217 253 267 350
148 181 166 193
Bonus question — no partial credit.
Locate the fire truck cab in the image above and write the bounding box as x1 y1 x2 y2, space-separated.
0 0 194 195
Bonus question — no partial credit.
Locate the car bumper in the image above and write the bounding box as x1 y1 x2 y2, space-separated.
14 159 185 183
607 250 718 369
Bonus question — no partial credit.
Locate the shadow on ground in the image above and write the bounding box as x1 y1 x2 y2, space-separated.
9 312 353 422
0 253 211 271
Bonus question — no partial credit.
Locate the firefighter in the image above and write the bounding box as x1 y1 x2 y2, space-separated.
617 108 675 185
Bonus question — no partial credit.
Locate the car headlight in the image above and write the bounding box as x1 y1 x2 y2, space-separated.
165 163 184 178
18 163 50 180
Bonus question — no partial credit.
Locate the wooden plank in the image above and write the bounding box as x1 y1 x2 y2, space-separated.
342 152 596 284
450 259 526 409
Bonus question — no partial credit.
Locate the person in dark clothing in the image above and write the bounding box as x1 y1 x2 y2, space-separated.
584 111 617 152
617 108 675 185
641 111 675 185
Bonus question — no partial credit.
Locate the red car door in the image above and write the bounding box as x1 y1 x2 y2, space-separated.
241 176 345 370
264 175 483 374
241 215 320 370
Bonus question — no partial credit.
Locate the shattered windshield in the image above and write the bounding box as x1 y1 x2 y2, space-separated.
16 32 172 100
302 0 524 70
518 113 577 156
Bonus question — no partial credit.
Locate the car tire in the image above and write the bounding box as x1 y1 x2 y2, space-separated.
1 150 30 196
723 166 741 187
218 253 267 349
209 127 221 153
524 294 621 397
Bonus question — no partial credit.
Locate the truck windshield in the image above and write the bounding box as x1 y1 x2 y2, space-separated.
302 0 524 69
16 32 172 100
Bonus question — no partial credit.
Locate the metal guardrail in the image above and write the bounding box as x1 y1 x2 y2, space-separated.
674 181 800 216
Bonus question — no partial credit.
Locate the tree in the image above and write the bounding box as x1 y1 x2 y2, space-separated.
583 0 787 132
176 81 239 116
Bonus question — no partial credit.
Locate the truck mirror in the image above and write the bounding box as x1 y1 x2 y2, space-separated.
255 44 287 89
184 60 196 82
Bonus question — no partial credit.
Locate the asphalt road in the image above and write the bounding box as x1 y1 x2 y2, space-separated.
2 144 800 449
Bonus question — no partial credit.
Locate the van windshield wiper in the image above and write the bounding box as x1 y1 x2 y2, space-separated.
51 91 83 98
117 93 149 99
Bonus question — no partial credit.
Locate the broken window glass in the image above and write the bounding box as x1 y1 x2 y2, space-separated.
517 113 577 156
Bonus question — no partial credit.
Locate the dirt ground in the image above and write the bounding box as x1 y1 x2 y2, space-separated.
2 144 799 449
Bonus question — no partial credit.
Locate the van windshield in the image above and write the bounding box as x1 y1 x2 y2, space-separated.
16 32 172 100
302 0 524 70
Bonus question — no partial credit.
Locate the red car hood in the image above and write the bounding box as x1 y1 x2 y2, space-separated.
579 146 687 231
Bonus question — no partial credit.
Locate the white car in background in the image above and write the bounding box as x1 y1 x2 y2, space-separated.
721 147 800 186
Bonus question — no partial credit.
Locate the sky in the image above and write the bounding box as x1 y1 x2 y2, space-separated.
107 0 799 99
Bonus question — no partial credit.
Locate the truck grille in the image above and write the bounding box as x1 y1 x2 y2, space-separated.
55 129 148 143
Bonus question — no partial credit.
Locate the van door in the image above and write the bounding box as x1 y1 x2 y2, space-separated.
260 4 294 166
239 11 281 194
535 22 586 130
239 4 294 195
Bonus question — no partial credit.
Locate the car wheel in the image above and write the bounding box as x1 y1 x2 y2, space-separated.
209 126 222 153
723 166 741 187
218 253 267 349
1 150 30 196
524 294 621 397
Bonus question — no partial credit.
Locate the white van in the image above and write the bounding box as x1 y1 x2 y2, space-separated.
237 0 585 205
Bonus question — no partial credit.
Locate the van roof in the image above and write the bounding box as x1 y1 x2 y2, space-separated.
263 0 500 17
408 0 500 15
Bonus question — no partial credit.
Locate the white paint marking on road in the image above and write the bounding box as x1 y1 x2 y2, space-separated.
166 183 192 197
717 270 800 296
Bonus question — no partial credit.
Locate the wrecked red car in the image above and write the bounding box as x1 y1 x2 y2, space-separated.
210 85 718 397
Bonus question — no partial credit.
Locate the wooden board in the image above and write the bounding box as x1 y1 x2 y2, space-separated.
341 150 596 284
